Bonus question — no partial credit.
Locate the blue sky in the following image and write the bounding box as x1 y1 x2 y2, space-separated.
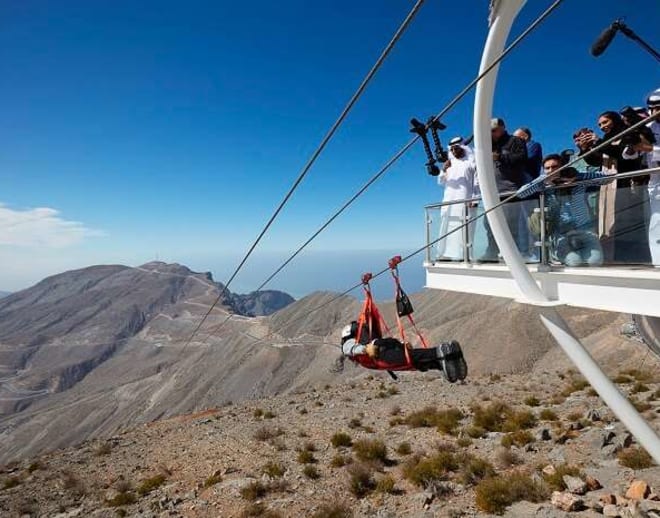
1 0 659 295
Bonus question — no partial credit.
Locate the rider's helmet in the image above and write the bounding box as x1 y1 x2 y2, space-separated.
341 321 358 345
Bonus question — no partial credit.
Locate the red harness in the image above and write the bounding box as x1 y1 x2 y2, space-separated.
349 257 429 372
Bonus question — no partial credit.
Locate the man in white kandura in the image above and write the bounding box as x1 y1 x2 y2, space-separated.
436 136 478 261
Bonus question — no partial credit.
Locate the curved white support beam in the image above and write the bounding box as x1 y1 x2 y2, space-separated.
474 1 660 463
473 0 544 304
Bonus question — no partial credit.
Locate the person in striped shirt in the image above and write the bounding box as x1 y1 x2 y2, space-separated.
517 154 613 267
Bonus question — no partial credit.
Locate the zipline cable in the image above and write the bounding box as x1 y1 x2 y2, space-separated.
202 0 566 341
181 0 427 350
245 113 659 348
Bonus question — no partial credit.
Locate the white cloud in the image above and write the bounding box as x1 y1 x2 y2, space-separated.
0 204 104 247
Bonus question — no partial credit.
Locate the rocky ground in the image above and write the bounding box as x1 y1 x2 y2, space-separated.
3 361 660 518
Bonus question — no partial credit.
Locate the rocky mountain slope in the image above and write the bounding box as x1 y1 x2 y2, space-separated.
1 355 660 517
0 260 649 471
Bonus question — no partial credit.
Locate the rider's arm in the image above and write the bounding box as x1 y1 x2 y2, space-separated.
342 338 366 357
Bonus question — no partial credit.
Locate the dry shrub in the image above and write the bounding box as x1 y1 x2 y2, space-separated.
396 442 412 455
375 473 397 494
402 452 458 487
241 503 283 518
501 430 534 448
297 450 316 464
240 481 268 501
105 492 136 507
331 432 352 448
254 426 284 442
457 453 495 486
542 463 581 491
352 439 387 464
524 396 540 407
494 447 522 468
539 408 558 421
61 470 86 496
311 502 353 518
471 402 510 432
204 472 223 487
303 465 320 480
404 406 464 434
475 472 549 514
456 437 472 448
95 442 112 456
262 461 285 478
561 375 590 396
347 464 376 498
27 461 44 473
502 410 537 432
2 476 21 489
137 474 166 496
330 454 352 468
348 418 362 429
618 447 655 469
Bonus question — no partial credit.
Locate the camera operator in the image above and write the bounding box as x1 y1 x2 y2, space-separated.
580 111 650 264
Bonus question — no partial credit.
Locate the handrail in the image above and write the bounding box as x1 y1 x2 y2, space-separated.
424 165 660 210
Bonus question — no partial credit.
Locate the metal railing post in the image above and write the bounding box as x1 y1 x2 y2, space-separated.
539 192 547 265
462 202 470 264
425 207 432 263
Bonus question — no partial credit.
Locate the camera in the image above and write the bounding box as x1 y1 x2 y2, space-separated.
619 105 656 146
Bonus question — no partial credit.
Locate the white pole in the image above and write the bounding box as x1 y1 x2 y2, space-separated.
474 0 660 463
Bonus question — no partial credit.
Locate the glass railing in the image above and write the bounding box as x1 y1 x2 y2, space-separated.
425 167 659 268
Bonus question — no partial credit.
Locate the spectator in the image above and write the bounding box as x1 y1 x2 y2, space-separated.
582 111 650 264
478 118 528 262
518 154 612 266
436 136 477 261
631 88 660 266
513 127 543 182
513 127 544 261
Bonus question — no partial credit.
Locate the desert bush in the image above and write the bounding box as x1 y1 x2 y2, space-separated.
330 454 352 468
2 476 21 490
262 461 285 478
389 417 405 427
297 450 316 464
618 447 655 469
375 473 397 494
632 382 650 394
264 410 276 419
538 408 558 421
61 470 86 496
566 411 582 422
613 374 633 384
456 436 472 448
464 425 486 438
502 409 537 432
542 463 581 491
457 454 495 486
524 396 540 407
631 398 652 412
352 439 387 463
471 402 510 432
347 464 376 498
95 442 112 456
396 442 412 455
389 405 401 416
475 472 549 514
348 418 362 429
240 481 268 501
137 474 166 496
621 368 654 382
494 447 522 468
387 385 399 396
561 375 590 396
299 407 308 415
402 452 458 487
303 465 320 479
331 432 352 448
105 492 136 507
203 472 223 487
311 502 353 518
26 461 44 473
501 430 534 448
254 426 284 442
489 374 502 382
253 408 264 419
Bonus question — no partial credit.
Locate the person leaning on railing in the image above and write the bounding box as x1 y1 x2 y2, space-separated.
517 154 614 267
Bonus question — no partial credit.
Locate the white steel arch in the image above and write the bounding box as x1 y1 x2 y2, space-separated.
473 0 660 463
